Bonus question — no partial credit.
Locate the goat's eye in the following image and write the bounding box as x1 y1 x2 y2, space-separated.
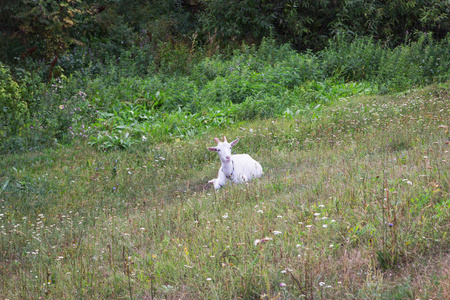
217 149 221 152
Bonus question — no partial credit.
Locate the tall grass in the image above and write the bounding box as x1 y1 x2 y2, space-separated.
1 82 449 299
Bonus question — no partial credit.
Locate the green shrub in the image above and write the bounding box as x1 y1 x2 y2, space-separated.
0 70 95 154
3 35 449 153
377 33 450 91
198 71 282 105
233 92 296 120
320 35 384 81
0 63 28 138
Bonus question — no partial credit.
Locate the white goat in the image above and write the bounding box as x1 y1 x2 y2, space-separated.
208 136 263 189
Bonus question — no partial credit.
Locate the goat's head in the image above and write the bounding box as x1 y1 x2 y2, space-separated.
208 136 239 163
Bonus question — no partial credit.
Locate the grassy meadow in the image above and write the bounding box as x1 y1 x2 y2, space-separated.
1 80 449 299
1 2 450 298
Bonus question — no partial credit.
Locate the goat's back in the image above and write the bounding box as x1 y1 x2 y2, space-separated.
231 154 263 182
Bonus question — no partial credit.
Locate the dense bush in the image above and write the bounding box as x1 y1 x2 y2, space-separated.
1 35 449 153
377 33 450 91
0 63 28 138
320 33 450 90
319 36 384 81
0 69 96 153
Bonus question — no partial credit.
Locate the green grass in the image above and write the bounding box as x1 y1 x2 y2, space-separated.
1 82 449 299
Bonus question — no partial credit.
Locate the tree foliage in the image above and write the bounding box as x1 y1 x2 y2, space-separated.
0 0 448 65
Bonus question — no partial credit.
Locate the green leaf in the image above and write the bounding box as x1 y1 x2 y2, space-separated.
63 18 74 26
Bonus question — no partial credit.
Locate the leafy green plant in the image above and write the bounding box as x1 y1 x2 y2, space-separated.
3 35 450 154
377 33 450 91
0 63 28 137
320 35 384 81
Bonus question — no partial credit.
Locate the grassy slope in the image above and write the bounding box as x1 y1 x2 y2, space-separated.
1 83 449 299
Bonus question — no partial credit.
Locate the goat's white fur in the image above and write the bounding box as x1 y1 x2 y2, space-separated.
208 136 263 189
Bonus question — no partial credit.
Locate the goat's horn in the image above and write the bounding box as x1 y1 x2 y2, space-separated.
214 137 220 143
223 136 227 142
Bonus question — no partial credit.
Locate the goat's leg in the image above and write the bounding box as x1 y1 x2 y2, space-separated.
237 174 249 183
208 178 223 189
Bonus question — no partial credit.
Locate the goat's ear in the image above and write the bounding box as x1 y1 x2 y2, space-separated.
230 138 239 147
208 147 218 152
213 137 220 144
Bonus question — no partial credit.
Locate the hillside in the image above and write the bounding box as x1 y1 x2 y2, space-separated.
1 2 449 298
1 82 449 299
